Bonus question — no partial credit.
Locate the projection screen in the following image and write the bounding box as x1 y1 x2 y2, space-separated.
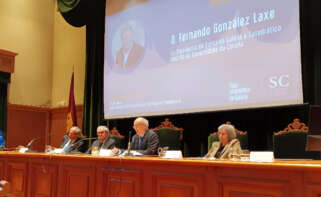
104 0 303 119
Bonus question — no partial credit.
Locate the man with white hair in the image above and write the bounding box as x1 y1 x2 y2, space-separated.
113 117 159 155
60 126 87 153
130 117 159 155
87 126 116 153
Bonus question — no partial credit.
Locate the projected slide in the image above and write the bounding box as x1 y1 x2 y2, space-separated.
104 0 303 119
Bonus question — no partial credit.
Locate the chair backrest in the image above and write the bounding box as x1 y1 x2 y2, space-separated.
273 118 320 159
152 118 183 150
208 121 248 150
109 127 126 149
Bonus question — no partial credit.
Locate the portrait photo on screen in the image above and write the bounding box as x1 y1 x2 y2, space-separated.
110 21 146 73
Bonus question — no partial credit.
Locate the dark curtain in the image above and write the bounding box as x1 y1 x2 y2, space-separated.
0 72 10 142
301 0 321 105
58 0 81 13
82 0 106 138
57 0 105 138
59 0 88 27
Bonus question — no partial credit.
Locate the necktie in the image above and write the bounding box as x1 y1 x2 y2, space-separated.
138 137 143 150
63 140 71 152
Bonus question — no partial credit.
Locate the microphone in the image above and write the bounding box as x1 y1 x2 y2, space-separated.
27 132 60 152
2 138 39 152
25 138 39 152
3 132 63 152
26 138 38 148
124 131 133 156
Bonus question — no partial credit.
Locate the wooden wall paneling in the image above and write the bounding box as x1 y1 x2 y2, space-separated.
28 161 58 197
45 110 51 147
49 107 66 148
50 106 83 148
221 184 283 197
7 104 50 152
205 166 218 197
0 160 4 180
97 166 142 197
215 167 303 197
104 158 207 197
305 185 321 197
6 160 28 197
151 169 205 197
304 172 321 197
3 153 321 197
6 104 83 151
59 163 95 197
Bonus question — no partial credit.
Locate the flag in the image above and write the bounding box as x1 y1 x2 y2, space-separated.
66 72 77 134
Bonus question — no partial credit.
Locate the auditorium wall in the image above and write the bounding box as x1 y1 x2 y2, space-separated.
0 0 54 106
51 5 86 107
0 0 86 107
7 104 83 151
0 1 86 148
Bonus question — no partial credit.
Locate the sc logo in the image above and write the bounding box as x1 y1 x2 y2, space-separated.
269 75 290 88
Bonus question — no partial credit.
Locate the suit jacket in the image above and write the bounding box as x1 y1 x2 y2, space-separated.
205 139 242 159
86 137 116 154
60 136 87 153
130 129 159 155
116 43 144 68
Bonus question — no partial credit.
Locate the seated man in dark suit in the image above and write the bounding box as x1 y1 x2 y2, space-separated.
130 117 159 155
60 126 87 153
87 126 116 154
114 117 159 155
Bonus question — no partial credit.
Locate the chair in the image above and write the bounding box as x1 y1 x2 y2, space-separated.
109 127 126 149
273 118 321 159
152 118 183 150
208 121 248 151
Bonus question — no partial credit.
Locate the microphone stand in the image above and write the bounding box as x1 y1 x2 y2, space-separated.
2 138 39 152
69 137 97 151
2 138 39 153
25 138 38 152
124 131 133 156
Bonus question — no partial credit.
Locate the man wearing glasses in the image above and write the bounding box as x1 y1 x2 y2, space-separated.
130 117 159 155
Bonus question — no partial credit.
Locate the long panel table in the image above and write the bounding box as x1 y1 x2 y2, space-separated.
1 152 321 197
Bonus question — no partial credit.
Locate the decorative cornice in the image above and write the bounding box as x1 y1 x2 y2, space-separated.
8 103 50 112
0 49 18 73
8 103 83 113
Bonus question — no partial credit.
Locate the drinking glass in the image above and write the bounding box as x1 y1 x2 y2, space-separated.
45 145 52 153
91 146 99 156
